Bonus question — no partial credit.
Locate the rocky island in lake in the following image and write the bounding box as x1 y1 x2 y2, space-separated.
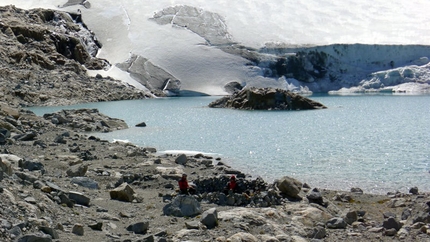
209 87 327 110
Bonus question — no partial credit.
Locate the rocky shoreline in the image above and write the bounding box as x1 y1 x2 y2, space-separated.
1 103 430 242
1 4 430 242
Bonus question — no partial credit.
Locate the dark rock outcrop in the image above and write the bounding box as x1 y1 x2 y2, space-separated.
208 87 326 110
0 5 151 107
116 54 181 96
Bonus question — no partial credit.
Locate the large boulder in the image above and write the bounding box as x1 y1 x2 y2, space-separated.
0 154 21 176
209 87 326 110
163 195 202 217
126 221 149 234
68 191 91 206
274 176 303 199
200 208 218 229
109 183 136 202
18 158 45 174
16 233 53 242
66 164 88 177
175 154 188 165
326 217 347 229
71 177 99 189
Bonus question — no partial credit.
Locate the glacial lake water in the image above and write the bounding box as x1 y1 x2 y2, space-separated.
29 94 430 194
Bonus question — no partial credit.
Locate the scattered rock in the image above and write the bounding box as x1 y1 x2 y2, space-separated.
275 176 302 199
227 232 258 242
0 154 20 176
136 121 147 127
71 177 99 189
326 217 347 229
200 208 218 229
40 227 59 239
127 221 149 234
185 221 200 230
306 188 324 205
68 191 91 206
88 222 103 231
350 187 364 194
343 209 358 225
18 158 45 174
175 154 188 165
72 224 84 236
163 195 202 217
66 164 88 177
383 217 401 231
16 234 53 242
109 183 136 202
410 187 419 195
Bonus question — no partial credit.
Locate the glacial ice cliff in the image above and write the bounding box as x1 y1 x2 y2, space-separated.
2 0 429 95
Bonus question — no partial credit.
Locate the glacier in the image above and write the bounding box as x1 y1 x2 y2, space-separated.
1 0 429 95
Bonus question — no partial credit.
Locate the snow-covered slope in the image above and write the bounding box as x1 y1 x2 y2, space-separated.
1 0 429 94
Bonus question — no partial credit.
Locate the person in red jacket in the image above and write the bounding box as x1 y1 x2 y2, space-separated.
224 175 238 194
178 174 195 195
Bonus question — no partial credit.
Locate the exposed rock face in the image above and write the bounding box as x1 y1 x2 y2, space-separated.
224 81 244 94
163 195 202 217
116 53 181 96
0 5 151 107
208 87 326 110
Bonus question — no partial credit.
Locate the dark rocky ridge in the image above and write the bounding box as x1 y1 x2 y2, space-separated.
209 87 327 110
0 5 152 108
116 53 182 97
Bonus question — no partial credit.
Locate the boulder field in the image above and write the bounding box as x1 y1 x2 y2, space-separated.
1 103 430 241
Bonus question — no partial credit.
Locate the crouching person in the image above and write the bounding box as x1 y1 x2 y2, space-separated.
178 173 196 195
224 175 238 195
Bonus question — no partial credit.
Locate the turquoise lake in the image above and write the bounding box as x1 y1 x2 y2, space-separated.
29 94 430 194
